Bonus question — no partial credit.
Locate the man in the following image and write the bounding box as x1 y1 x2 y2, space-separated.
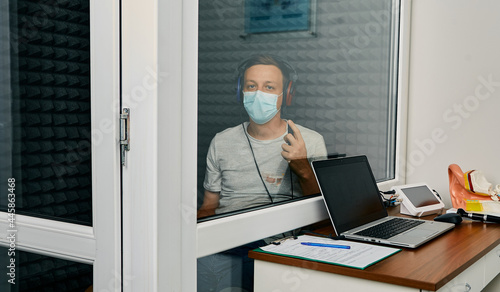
198 54 328 218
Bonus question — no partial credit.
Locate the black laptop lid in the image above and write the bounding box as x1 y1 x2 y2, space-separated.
312 155 388 234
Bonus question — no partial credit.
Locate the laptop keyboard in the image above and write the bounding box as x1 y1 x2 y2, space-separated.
354 218 425 239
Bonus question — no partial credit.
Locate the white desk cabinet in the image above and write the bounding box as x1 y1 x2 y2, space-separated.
254 244 500 292
431 244 500 292
250 215 500 292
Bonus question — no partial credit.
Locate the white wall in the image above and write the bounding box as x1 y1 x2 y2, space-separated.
406 0 500 207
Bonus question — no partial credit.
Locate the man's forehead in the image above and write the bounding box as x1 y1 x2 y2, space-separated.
244 64 283 80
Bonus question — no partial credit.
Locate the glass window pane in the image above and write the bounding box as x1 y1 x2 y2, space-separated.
197 0 398 219
0 247 93 291
198 241 264 292
198 230 297 292
0 0 92 225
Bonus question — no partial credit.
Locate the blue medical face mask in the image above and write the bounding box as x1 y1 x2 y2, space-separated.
243 90 282 125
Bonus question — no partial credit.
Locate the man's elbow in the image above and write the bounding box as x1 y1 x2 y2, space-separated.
197 207 216 219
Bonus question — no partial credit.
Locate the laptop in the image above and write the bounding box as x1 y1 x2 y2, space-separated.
311 155 454 248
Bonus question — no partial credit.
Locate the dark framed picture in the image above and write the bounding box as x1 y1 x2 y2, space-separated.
245 0 312 34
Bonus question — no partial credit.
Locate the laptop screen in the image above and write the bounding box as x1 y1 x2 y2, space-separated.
312 155 388 234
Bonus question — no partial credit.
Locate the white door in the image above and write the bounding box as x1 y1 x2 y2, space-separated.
0 0 121 290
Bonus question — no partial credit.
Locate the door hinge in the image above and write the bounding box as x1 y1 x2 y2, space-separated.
120 108 130 166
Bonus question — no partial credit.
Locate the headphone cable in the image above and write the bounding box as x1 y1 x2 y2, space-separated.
242 122 295 203
242 123 274 203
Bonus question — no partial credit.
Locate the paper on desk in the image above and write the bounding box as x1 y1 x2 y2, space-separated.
258 235 401 270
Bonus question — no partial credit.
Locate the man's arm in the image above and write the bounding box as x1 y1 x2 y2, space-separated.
281 120 321 196
197 190 220 218
288 158 320 195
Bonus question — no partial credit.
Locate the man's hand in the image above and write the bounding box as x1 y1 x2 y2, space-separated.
281 120 307 162
281 120 320 195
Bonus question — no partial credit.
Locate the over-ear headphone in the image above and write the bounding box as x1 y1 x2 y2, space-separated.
235 55 298 107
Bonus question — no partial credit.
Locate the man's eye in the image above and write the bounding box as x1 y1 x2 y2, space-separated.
265 85 274 90
246 84 256 90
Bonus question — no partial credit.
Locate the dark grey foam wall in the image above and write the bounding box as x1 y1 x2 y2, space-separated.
8 0 92 225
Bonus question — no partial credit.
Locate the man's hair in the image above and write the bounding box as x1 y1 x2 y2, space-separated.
240 54 291 88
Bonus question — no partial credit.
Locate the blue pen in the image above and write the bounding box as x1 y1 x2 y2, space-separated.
301 242 351 249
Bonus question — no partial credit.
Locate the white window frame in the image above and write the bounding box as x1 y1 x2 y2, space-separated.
121 0 162 290
0 0 122 290
125 0 412 291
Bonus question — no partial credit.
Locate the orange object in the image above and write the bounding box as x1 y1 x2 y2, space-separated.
448 164 493 210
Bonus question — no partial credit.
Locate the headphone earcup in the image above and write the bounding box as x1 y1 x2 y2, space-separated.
236 76 242 103
286 81 295 106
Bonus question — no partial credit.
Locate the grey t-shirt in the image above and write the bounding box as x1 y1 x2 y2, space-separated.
203 121 328 214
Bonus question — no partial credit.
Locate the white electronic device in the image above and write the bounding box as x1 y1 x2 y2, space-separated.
391 183 445 217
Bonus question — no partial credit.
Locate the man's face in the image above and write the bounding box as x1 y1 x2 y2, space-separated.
243 64 284 109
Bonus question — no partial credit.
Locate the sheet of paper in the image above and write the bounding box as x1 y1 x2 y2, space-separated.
259 235 400 270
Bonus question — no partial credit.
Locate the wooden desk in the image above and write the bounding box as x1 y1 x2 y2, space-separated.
249 209 500 291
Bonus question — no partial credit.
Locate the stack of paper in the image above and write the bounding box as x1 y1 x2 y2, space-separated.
257 235 401 270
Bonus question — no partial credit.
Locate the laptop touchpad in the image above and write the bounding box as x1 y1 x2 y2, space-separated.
403 229 438 238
